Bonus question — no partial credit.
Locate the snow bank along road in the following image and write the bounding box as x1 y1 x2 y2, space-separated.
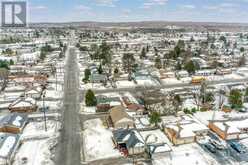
85 77 248 94
57 47 81 165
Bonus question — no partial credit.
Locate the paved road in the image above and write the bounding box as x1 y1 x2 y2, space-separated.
56 47 81 165
83 78 248 94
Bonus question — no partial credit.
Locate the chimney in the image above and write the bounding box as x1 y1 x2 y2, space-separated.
176 121 183 138
223 122 230 135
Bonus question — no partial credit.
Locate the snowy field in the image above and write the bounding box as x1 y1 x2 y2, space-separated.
115 80 136 88
81 83 107 90
81 106 96 114
13 138 56 165
21 120 60 140
83 118 121 161
161 78 182 85
37 100 62 111
13 120 60 165
153 143 219 165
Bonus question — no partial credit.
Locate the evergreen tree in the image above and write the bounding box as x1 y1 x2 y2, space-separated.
149 112 161 127
229 89 243 108
98 64 103 74
122 53 135 73
155 56 162 69
140 47 146 59
83 69 91 82
184 60 198 74
85 90 97 106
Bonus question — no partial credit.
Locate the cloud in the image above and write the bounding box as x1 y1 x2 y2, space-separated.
204 2 239 13
94 0 119 7
180 4 195 10
121 9 131 17
30 5 48 10
140 0 168 9
75 5 91 11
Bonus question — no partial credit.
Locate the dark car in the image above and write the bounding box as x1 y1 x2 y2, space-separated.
230 141 246 154
204 143 216 153
209 139 225 150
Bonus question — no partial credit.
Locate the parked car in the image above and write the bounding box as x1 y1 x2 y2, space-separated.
204 143 216 153
237 107 247 113
209 139 225 150
230 141 246 154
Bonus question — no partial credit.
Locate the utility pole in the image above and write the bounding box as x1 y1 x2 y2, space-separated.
43 90 47 131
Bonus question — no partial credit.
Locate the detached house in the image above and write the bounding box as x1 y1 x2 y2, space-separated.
24 86 43 99
110 106 135 129
0 113 28 134
164 115 209 145
209 117 248 140
8 97 37 113
112 128 145 156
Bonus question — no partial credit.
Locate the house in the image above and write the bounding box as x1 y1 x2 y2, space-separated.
163 115 209 145
140 129 172 157
195 69 215 76
209 116 248 140
0 113 28 134
127 104 145 115
0 133 20 165
112 128 145 156
110 106 135 129
90 74 107 84
24 86 43 99
8 97 37 113
216 68 232 75
96 95 122 112
176 70 189 78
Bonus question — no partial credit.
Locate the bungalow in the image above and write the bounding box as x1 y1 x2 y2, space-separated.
0 113 28 134
209 117 248 140
216 68 232 75
8 97 37 113
112 128 145 156
0 133 20 165
140 129 172 157
24 86 43 99
163 115 209 145
176 70 189 78
195 69 215 76
96 95 122 112
90 74 107 84
110 106 135 129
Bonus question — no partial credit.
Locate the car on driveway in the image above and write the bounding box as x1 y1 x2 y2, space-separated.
209 139 225 150
230 141 246 154
204 143 216 153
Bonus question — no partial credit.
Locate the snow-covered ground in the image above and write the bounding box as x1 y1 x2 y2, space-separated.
13 120 60 165
83 118 121 161
153 143 219 165
36 100 62 111
161 78 182 84
21 120 60 141
115 80 136 88
81 106 96 114
81 83 107 90
13 137 56 165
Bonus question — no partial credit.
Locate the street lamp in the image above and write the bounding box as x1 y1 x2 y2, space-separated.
42 89 47 131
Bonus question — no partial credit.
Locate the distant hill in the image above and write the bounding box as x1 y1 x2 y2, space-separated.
29 21 248 32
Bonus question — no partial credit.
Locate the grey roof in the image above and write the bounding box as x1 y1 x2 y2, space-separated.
113 128 144 148
90 74 107 82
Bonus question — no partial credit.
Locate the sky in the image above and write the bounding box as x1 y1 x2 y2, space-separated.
13 0 248 23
